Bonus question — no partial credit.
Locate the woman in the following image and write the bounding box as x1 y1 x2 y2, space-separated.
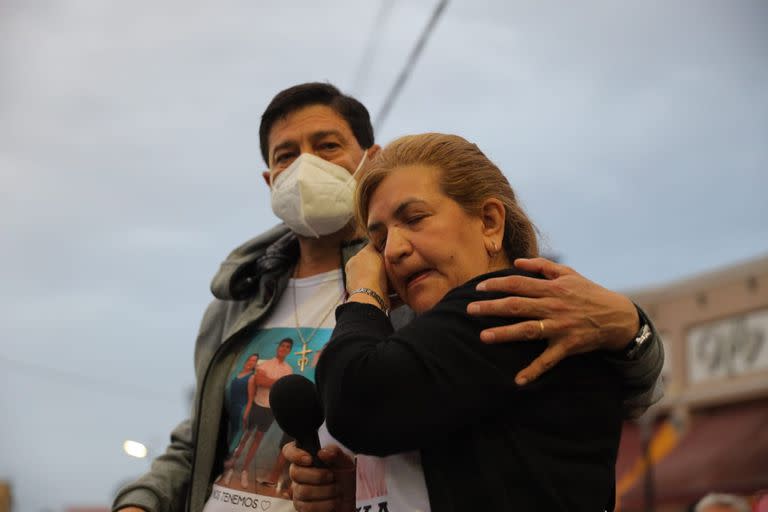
220 353 259 477
291 133 623 511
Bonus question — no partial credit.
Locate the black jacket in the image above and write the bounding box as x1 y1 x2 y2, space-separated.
317 268 623 511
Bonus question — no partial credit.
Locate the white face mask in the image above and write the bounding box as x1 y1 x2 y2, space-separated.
269 151 368 238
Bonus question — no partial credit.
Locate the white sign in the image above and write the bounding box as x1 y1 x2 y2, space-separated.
687 308 768 383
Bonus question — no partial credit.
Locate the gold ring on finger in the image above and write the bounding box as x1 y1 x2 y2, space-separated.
538 319 545 338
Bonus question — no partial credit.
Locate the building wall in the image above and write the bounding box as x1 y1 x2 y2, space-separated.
629 254 768 410
619 254 768 510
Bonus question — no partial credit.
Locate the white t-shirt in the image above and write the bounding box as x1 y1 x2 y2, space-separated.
203 269 431 512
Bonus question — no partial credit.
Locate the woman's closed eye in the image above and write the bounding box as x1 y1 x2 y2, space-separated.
405 214 427 226
371 236 386 253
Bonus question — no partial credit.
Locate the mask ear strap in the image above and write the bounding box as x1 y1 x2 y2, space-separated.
352 149 368 176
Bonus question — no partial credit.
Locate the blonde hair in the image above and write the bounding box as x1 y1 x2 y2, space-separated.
356 133 538 260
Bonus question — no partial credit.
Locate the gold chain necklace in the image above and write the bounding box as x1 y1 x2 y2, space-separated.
291 273 345 372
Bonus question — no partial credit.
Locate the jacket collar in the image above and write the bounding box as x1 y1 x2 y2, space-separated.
210 225 368 302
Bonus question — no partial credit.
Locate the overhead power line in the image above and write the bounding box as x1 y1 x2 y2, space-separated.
0 354 180 402
374 0 449 133
351 0 395 95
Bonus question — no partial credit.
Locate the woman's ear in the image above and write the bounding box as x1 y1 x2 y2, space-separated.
480 198 506 239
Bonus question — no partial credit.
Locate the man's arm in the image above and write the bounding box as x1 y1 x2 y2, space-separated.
467 257 664 417
112 418 195 512
252 368 277 387
112 299 227 512
604 307 665 418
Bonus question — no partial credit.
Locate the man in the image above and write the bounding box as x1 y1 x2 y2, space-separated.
234 338 293 490
113 82 664 512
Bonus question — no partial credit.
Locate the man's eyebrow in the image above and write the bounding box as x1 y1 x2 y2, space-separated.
309 130 348 143
367 199 427 233
270 130 348 162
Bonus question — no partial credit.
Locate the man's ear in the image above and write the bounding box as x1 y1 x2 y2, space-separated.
262 170 272 189
356 144 382 181
367 144 382 160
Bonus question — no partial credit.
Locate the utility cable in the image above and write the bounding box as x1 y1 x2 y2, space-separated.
374 0 449 133
351 0 395 96
0 353 182 402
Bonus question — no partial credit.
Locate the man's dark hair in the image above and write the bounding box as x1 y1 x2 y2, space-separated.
278 337 294 349
259 82 375 166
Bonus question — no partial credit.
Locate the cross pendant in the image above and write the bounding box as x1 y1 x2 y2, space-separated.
294 343 313 372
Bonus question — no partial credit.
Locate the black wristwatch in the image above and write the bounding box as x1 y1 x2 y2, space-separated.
622 307 653 360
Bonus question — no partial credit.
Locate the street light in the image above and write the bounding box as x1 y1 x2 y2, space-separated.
122 440 148 459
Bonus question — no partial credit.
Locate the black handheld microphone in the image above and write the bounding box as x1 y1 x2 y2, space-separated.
269 374 326 467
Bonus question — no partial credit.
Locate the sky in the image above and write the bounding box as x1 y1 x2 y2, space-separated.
1 1 767 510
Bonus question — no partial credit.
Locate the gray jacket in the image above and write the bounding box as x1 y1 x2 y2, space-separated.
112 224 664 512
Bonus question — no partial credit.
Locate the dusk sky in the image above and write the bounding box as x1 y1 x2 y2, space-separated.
1 1 767 510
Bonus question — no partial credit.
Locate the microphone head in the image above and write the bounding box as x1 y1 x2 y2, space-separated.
269 374 324 441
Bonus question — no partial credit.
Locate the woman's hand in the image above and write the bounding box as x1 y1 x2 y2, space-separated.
283 442 356 512
345 244 391 310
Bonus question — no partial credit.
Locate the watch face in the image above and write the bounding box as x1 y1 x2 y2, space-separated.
637 323 652 345
626 324 652 359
